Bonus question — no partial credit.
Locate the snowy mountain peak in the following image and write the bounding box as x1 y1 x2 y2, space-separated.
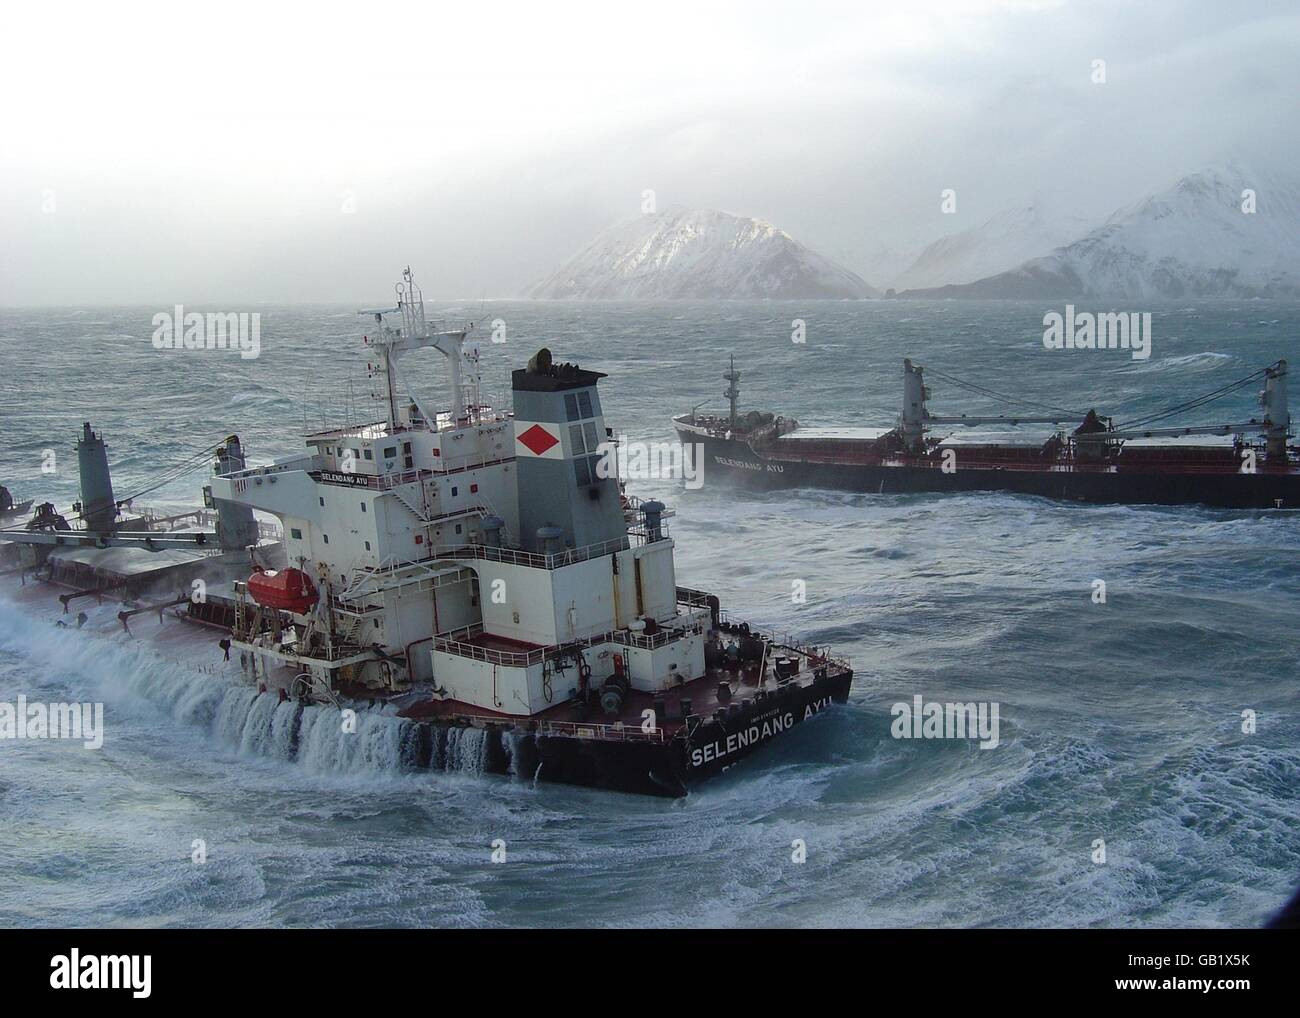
530 208 876 299
893 202 1099 290
901 166 1300 299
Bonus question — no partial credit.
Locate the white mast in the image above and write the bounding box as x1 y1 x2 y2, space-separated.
362 267 470 432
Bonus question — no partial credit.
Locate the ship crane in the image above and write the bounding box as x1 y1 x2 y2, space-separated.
1108 360 1290 459
925 414 1080 426
901 358 1095 451
0 431 255 552
902 358 1291 461
1104 422 1272 440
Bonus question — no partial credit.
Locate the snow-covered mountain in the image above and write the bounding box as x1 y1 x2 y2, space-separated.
900 168 1300 299
892 205 1098 291
530 207 876 299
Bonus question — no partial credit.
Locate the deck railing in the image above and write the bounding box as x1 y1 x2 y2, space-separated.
713 610 852 672
433 624 551 667
675 586 715 610
610 619 704 650
435 535 632 571
436 710 669 743
432 618 705 667
221 454 319 481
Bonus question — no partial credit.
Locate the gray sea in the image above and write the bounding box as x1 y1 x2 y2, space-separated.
1 299 1297 927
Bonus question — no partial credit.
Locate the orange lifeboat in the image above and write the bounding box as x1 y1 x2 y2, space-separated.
246 568 319 613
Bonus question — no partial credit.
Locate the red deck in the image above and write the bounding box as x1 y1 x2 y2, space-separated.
464 630 546 654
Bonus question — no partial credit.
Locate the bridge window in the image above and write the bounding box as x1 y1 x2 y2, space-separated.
568 421 600 455
565 390 595 422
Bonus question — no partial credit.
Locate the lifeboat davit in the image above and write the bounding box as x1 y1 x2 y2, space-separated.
246 568 319 613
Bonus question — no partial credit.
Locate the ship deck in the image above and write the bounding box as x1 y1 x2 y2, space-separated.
677 413 1299 476
767 450 1300 475
399 642 847 742
758 436 1296 475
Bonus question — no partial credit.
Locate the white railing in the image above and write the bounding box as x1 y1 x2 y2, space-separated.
335 558 473 604
221 454 319 481
626 520 671 542
440 710 668 744
433 616 705 667
433 624 549 667
435 535 632 571
376 468 433 490
610 620 703 650
622 494 677 519
675 586 715 610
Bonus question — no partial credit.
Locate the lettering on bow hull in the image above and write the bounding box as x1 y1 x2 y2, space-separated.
396 663 853 796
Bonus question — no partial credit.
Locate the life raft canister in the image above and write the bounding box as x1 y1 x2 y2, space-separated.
246 568 319 614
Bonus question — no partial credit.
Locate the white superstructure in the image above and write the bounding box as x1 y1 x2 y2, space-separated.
207 270 704 717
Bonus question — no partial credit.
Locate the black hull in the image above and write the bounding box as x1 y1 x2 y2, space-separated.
405 666 854 797
681 430 1300 509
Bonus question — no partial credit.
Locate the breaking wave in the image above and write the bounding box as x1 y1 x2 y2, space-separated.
1138 351 1233 371
0 599 494 781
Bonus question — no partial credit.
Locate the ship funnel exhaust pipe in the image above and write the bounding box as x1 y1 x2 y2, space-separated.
213 436 260 550
75 422 117 533
640 500 666 542
536 526 563 555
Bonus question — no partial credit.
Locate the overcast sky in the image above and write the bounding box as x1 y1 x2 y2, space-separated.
1 0 1297 304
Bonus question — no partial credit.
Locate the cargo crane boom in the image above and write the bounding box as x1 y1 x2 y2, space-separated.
903 358 1291 459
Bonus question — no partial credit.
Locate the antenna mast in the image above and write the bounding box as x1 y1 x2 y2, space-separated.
360 268 470 434
724 355 741 428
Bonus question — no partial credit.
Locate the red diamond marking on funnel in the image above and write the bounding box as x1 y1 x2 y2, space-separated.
517 424 559 456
